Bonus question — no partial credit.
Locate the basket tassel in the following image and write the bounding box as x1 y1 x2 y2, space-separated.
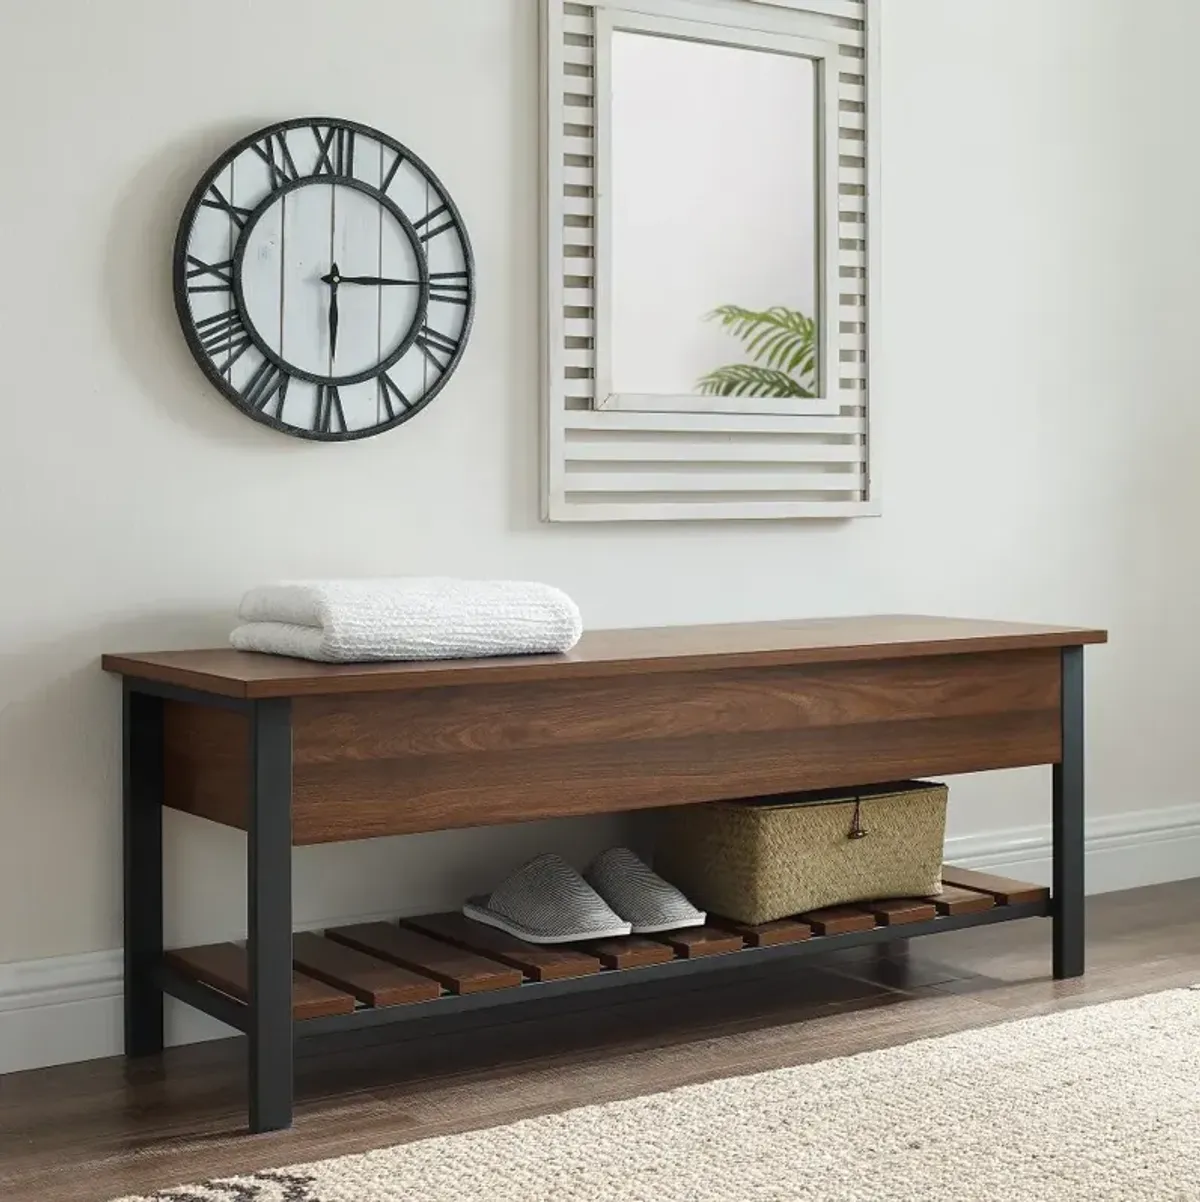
848 798 869 840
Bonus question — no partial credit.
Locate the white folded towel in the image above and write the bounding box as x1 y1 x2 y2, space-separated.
229 578 583 663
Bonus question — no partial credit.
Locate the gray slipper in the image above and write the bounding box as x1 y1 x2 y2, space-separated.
585 847 707 934
463 853 632 944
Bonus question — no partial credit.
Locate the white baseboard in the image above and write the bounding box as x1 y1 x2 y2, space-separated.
944 802 1200 892
2 806 1198 1076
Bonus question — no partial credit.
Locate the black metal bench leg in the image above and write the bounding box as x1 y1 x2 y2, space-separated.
1052 646 1085 980
247 698 294 1133
123 684 165 1057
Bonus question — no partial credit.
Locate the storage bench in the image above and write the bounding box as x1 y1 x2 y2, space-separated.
102 614 1105 1133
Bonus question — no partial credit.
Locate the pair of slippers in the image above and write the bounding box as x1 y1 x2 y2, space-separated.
463 847 706 944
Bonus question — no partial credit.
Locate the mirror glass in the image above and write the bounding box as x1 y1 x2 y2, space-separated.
608 32 819 401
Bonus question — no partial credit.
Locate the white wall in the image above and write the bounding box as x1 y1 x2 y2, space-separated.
610 31 816 393
1 0 1199 1000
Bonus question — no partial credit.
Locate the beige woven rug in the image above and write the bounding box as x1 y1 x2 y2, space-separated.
116 988 1200 1202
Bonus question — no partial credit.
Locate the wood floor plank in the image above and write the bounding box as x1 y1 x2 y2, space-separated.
941 866 1049 905
164 943 356 1019
710 916 813 947
400 914 602 982
325 923 523 994
867 898 939 925
927 885 996 915
799 906 879 935
292 933 442 1007
653 927 744 958
582 936 677 969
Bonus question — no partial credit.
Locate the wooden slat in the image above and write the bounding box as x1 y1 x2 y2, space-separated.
582 936 676 970
562 193 594 217
866 898 939 926
559 371 593 397
325 924 522 995
564 440 863 465
553 498 875 522
562 348 593 371
292 932 441 1006
562 71 594 96
563 138 595 162
562 223 595 247
562 11 593 37
752 0 866 19
563 258 596 280
799 906 878 936
927 885 996 916
940 866 1050 906
710 916 812 947
563 470 865 494
164 944 355 1020
563 42 594 68
401 913 602 982
564 410 867 436
653 927 744 959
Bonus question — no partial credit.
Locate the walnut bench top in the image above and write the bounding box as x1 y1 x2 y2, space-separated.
102 615 1107 700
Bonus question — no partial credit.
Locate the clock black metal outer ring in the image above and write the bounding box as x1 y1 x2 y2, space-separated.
172 116 476 442
231 174 431 389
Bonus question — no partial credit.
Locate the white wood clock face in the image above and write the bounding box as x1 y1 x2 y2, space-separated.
173 118 474 440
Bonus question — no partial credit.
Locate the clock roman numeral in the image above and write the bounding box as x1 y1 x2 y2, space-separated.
185 255 234 294
414 203 455 243
240 359 289 416
429 270 470 307
252 131 301 190
376 372 410 420
195 308 253 373
314 384 347 435
201 184 252 229
414 325 460 373
380 150 405 193
312 125 355 177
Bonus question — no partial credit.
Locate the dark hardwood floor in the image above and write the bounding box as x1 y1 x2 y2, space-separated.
2 879 1198 1202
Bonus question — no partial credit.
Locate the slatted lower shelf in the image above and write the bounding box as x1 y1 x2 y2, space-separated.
159 866 1050 1035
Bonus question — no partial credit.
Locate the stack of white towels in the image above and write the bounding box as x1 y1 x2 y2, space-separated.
230 578 583 663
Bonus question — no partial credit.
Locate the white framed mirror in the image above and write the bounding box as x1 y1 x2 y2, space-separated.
595 11 839 416
541 0 876 523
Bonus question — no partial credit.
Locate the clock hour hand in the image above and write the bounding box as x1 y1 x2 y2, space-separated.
337 274 421 287
322 262 340 359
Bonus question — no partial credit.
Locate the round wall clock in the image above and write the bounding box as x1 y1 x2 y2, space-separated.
173 117 474 440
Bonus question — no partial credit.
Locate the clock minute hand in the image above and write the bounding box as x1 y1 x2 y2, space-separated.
338 274 422 286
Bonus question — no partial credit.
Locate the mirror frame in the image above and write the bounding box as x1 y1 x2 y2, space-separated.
541 0 878 523
593 9 841 416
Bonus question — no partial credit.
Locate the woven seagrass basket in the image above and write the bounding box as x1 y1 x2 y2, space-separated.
655 781 947 925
